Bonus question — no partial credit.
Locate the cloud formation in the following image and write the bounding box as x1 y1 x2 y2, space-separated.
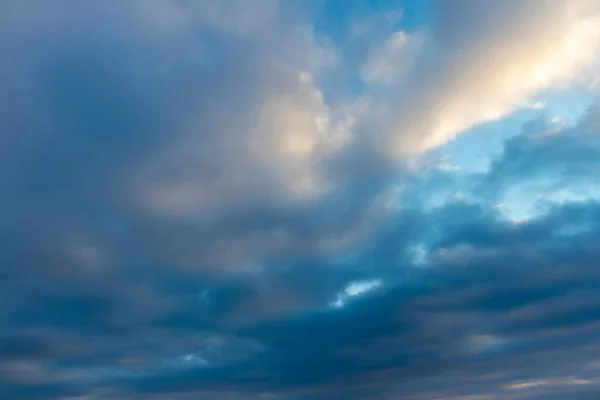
377 0 600 155
2 1 600 399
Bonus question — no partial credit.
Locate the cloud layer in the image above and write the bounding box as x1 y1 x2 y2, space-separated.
2 1 600 399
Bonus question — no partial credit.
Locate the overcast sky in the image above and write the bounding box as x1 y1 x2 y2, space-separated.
3 1 600 399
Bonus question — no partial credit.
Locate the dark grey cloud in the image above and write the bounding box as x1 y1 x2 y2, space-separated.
95 199 600 399
83 107 600 399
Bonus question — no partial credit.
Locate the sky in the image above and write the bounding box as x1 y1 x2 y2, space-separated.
2 1 600 399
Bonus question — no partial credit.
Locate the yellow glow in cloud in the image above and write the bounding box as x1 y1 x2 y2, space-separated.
388 2 600 157
507 378 592 390
257 69 351 198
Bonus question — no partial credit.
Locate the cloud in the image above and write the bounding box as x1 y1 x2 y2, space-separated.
98 199 600 399
3 103 600 399
2 1 600 399
362 30 423 84
374 0 600 156
0 0 382 274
